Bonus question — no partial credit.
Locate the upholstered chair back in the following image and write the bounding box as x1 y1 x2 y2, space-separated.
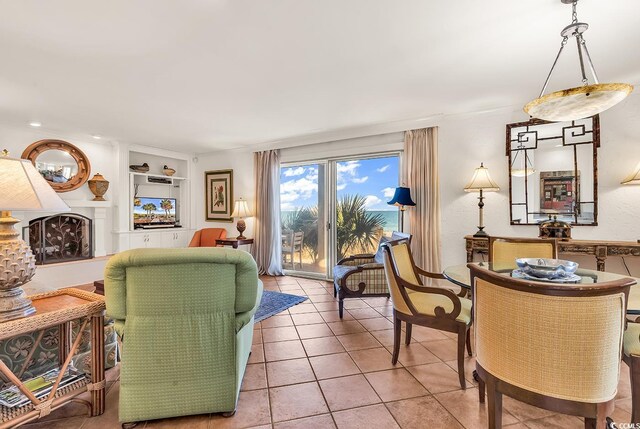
188 228 227 247
382 241 419 315
489 237 557 265
471 265 628 403
104 248 261 422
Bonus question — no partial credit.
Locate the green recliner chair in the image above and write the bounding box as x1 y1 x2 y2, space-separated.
104 247 263 423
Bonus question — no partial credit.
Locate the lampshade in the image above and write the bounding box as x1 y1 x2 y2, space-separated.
231 198 252 218
621 162 640 185
387 187 416 207
0 155 70 211
464 163 499 193
524 83 633 122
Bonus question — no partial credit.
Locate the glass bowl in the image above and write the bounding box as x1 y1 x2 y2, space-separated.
515 258 579 279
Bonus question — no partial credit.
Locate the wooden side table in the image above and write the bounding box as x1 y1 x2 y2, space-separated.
216 238 254 249
0 289 106 428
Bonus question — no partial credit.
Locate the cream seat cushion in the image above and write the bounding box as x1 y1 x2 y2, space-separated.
624 322 640 356
403 293 472 324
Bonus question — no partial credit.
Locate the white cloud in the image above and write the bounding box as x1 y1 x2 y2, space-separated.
336 160 360 176
280 176 318 208
283 166 305 177
382 187 396 198
364 195 383 208
337 183 347 191
352 176 368 184
376 165 390 173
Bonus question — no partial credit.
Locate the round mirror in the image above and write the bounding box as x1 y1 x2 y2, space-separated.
21 140 91 192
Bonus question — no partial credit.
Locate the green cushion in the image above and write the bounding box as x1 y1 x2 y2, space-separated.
624 322 640 357
407 293 472 324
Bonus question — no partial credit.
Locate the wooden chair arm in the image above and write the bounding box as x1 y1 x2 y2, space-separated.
415 266 446 280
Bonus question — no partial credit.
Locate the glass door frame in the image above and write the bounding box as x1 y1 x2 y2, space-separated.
280 160 329 280
280 151 402 281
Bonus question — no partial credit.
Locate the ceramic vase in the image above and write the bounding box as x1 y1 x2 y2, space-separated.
88 173 109 201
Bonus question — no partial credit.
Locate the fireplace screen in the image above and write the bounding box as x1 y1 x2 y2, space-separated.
24 213 93 265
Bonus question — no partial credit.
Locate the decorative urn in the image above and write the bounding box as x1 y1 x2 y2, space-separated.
87 173 109 201
539 215 572 240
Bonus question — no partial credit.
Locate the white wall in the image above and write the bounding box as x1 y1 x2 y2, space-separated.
193 94 640 277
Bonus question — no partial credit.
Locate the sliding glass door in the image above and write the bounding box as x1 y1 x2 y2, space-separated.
280 154 399 279
280 163 327 276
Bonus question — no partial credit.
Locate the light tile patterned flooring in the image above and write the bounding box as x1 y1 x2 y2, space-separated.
22 275 634 429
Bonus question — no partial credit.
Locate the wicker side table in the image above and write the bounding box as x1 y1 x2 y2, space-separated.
0 289 106 428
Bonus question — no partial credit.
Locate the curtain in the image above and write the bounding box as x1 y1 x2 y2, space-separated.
252 150 284 275
404 127 441 272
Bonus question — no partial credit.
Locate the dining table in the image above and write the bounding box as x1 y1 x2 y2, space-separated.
443 262 640 313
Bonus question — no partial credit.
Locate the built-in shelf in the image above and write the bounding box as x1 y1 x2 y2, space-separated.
129 172 188 181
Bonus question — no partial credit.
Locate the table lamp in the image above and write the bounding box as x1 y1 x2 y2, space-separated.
231 198 252 240
0 150 69 321
387 186 416 232
464 163 499 237
621 162 640 185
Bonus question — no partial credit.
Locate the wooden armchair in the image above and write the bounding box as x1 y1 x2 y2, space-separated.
333 232 410 318
470 264 633 428
382 239 472 389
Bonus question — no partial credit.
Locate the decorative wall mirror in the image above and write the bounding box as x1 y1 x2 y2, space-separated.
506 115 599 226
21 140 91 193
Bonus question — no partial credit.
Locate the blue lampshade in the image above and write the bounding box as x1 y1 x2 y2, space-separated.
387 186 416 207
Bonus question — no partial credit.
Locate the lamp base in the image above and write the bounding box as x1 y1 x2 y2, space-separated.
473 228 489 238
0 288 35 322
236 219 247 240
0 212 38 321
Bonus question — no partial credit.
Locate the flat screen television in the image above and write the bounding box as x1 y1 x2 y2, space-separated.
133 197 178 229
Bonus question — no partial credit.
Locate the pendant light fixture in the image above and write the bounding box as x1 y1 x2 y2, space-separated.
510 142 536 177
524 0 633 122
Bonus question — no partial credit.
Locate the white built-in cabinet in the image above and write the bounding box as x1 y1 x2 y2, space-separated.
113 144 196 252
128 230 191 249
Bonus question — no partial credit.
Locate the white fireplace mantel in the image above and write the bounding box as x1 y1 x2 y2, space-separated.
64 200 112 257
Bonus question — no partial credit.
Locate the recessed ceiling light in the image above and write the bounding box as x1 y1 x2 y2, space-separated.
92 135 101 140
29 122 41 127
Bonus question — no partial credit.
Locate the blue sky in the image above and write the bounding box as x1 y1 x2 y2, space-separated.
280 155 399 211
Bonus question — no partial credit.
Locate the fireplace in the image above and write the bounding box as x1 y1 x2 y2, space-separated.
24 213 93 265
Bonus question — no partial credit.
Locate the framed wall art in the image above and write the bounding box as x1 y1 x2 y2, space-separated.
205 169 234 222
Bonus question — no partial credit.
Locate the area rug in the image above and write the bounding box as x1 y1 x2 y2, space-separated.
254 290 308 322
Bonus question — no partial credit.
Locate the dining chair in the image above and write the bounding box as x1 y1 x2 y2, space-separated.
488 236 557 265
623 321 640 423
470 264 633 429
282 231 304 270
382 239 472 389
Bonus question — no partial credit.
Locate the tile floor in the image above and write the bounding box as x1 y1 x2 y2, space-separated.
22 275 634 429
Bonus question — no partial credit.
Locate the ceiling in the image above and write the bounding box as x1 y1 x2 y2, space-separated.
0 0 638 153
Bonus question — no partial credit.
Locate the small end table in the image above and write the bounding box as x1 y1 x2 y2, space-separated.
216 238 254 249
0 288 106 427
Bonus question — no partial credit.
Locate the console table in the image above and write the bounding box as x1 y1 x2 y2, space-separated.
464 235 640 272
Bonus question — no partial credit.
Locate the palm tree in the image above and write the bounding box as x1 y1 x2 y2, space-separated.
336 194 384 259
159 199 174 220
142 203 157 219
282 207 319 262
